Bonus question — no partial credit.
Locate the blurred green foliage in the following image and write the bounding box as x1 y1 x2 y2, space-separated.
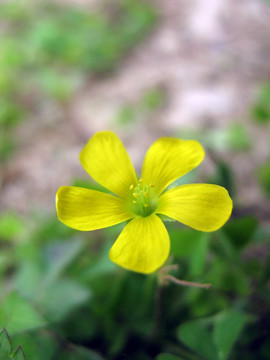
251 84 270 124
0 0 157 162
257 162 270 196
0 328 26 360
116 86 166 126
1 1 270 359
0 213 25 241
1 117 269 358
0 203 269 359
181 123 252 153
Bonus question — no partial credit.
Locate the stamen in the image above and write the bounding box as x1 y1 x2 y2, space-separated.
130 181 156 216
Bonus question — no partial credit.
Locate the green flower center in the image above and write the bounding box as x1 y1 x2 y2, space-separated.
129 179 157 217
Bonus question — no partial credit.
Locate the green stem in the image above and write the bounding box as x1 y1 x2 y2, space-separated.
165 275 212 289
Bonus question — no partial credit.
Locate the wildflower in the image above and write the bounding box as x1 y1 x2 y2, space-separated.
56 131 232 274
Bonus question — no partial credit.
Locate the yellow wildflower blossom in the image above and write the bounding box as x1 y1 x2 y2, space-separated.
56 131 233 274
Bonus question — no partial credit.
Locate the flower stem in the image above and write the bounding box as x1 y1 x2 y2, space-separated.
165 274 212 289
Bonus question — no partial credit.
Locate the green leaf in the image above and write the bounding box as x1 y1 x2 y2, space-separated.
257 162 270 196
156 354 185 360
43 237 85 283
213 310 246 360
170 229 207 257
0 328 12 359
82 241 118 279
171 228 209 276
37 279 91 322
11 345 26 360
177 320 217 360
37 69 76 101
208 161 234 196
0 99 24 128
222 216 258 249
226 123 251 151
0 328 26 360
15 262 43 298
0 133 15 162
12 331 58 360
0 213 25 241
58 344 104 360
189 233 209 277
261 253 270 285
251 84 270 124
202 124 250 152
142 87 166 110
0 292 46 334
116 105 137 125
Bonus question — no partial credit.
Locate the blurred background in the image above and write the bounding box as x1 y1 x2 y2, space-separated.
0 0 270 359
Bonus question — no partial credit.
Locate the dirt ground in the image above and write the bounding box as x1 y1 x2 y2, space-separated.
1 0 270 220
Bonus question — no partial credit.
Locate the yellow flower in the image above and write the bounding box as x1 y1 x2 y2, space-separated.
56 131 233 274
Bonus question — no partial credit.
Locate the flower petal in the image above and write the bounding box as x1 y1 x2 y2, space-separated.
80 131 138 199
56 186 133 231
109 214 170 274
141 137 205 196
157 184 233 232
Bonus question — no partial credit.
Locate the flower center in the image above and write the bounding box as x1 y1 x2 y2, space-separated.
129 179 157 217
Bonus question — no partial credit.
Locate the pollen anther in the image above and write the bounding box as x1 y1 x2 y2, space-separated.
130 180 157 216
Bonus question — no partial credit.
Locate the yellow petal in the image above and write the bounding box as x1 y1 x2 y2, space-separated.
109 214 170 274
141 137 205 196
56 186 133 231
157 184 233 232
80 131 138 199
